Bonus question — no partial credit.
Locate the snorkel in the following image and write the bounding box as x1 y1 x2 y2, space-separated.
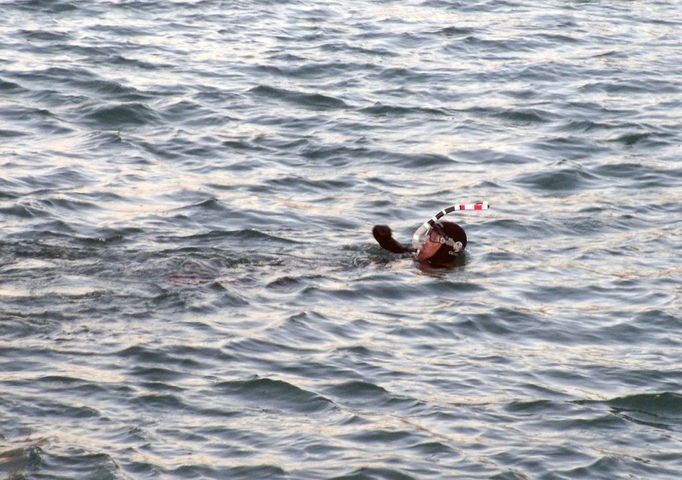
412 202 490 257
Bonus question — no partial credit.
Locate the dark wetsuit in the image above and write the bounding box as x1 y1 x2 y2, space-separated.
372 225 414 254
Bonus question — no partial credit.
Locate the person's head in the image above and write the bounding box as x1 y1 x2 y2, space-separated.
416 221 467 266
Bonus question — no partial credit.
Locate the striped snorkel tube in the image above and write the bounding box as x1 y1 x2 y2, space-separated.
411 202 490 251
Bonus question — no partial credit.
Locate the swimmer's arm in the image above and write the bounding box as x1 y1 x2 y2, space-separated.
372 225 416 254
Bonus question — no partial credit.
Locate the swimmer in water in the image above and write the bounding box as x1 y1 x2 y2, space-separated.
373 221 467 267
372 203 488 267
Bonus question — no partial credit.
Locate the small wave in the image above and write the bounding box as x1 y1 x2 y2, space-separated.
114 344 195 366
15 0 79 13
170 196 224 212
492 108 552 124
134 392 187 410
504 399 557 413
320 42 397 57
1 105 56 122
0 128 27 138
220 139 262 151
300 143 385 163
164 228 299 245
249 85 347 110
129 366 186 382
435 26 475 37
81 102 159 127
360 102 449 117
558 119 617 133
257 60 371 79
160 99 230 126
513 167 598 193
266 275 306 292
1 192 109 223
0 78 23 91
107 53 166 70
216 377 335 413
461 34 506 50
19 29 71 42
608 392 682 417
580 80 676 95
262 175 354 194
469 106 553 124
389 152 455 169
376 66 434 82
78 78 147 101
331 466 417 480
0 202 44 219
39 195 101 213
324 380 415 409
459 148 535 165
265 310 340 347
34 375 121 398
592 162 681 184
571 391 682 433
608 132 653 146
343 427 414 446
170 464 287 479
409 440 457 456
538 33 582 44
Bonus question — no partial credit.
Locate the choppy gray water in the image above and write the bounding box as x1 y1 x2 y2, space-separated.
2 1 682 478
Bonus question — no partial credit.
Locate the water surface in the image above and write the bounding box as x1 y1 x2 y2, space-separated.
1 1 682 478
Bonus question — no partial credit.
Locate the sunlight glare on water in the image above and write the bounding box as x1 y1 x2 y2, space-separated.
1 0 682 479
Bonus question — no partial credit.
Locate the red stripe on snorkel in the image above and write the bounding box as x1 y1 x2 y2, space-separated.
456 202 487 212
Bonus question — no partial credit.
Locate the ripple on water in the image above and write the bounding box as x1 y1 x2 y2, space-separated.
15 0 80 13
249 85 349 110
602 392 682 422
214 377 335 414
0 78 23 92
513 166 600 194
80 102 160 128
330 466 417 480
2 0 682 479
19 29 72 43
324 380 417 411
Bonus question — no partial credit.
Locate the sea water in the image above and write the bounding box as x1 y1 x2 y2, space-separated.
1 1 681 478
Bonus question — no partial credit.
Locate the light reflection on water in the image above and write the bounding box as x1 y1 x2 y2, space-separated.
1 0 682 478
